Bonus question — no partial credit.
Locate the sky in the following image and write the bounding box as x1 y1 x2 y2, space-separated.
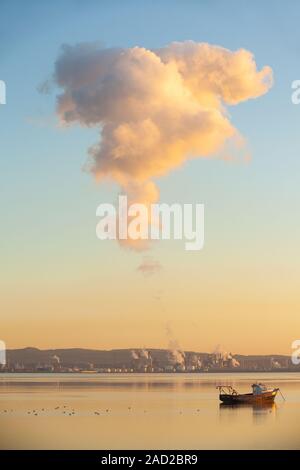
1 0 300 354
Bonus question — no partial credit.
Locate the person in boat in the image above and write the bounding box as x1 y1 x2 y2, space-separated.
252 383 269 395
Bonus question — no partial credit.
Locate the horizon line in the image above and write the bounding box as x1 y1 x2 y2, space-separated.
5 346 292 357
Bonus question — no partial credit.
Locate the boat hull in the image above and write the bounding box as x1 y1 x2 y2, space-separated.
219 389 278 405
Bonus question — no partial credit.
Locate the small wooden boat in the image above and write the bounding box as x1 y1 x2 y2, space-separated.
217 383 279 405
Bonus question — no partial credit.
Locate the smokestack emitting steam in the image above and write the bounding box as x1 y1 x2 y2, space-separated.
169 349 185 366
130 350 139 360
130 349 149 360
231 358 240 368
165 324 186 366
139 349 149 359
212 345 240 368
51 355 60 364
53 41 272 248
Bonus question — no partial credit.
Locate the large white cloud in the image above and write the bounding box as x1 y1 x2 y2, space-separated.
54 41 272 248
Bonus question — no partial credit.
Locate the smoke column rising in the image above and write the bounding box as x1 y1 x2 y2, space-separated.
53 40 273 248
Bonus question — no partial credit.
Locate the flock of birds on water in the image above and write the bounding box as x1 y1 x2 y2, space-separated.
0 405 202 417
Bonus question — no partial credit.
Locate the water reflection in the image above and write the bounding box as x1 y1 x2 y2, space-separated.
0 373 298 449
219 402 279 425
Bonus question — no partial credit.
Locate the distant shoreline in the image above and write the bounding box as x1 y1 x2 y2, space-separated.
2 347 299 374
1 369 300 374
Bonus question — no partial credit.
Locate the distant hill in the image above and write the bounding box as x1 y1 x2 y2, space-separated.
3 347 297 371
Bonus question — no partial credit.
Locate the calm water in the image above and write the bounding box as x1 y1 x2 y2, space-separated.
0 372 299 449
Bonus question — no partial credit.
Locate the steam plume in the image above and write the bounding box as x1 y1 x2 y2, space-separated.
53 41 272 248
137 257 162 277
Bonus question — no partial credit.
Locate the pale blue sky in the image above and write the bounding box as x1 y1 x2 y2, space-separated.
1 0 300 352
